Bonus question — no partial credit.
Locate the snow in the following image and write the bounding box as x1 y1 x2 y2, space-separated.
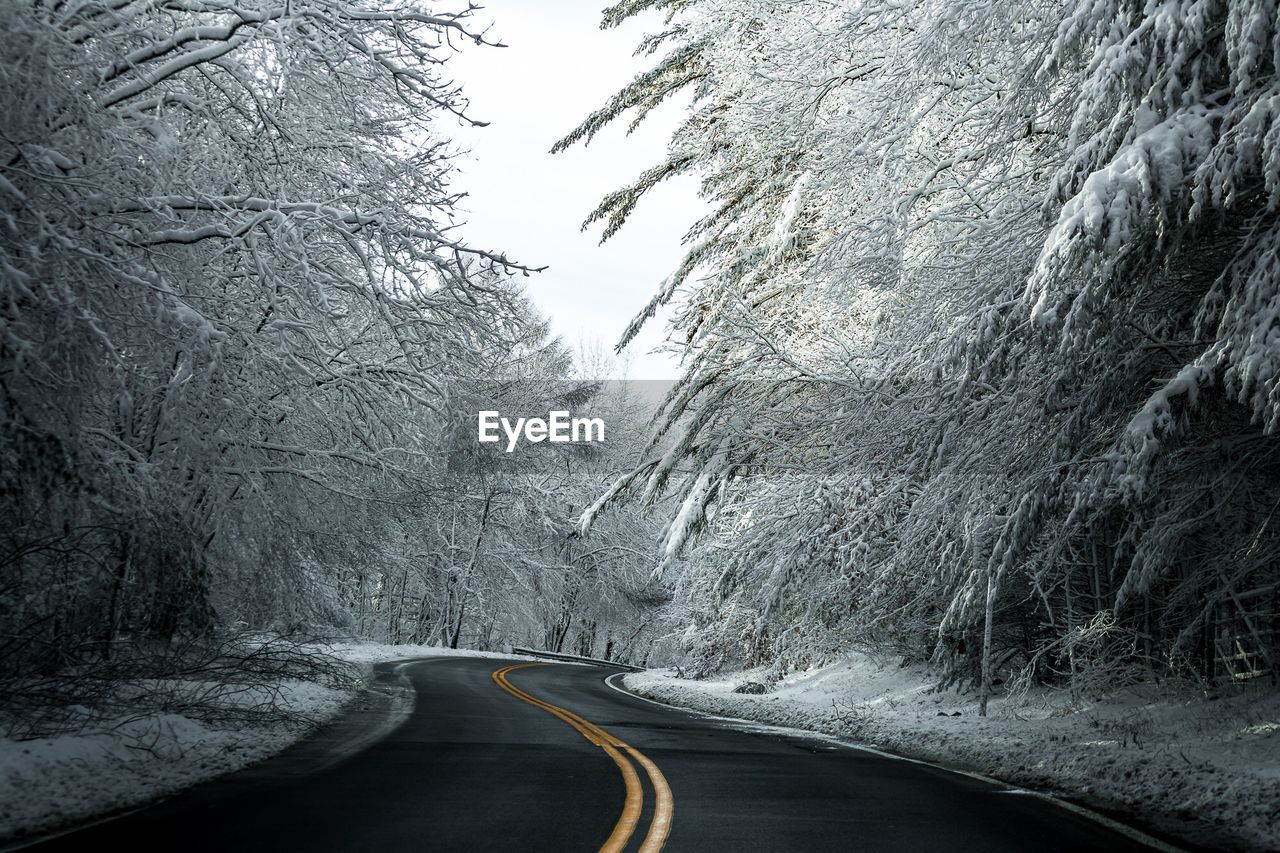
1027 105 1218 324
321 641 535 666
0 679 348 843
659 436 731 574
7 638 1276 850
0 643 528 844
623 654 1280 851
770 171 810 258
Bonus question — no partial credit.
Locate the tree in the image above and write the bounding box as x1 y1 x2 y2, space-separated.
0 0 532 674
566 0 1280 699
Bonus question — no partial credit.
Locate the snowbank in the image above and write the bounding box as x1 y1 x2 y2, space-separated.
0 642 508 843
323 641 531 666
0 679 347 842
623 655 1280 852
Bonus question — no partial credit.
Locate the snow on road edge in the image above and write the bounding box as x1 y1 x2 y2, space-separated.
0 643 520 844
623 656 1280 852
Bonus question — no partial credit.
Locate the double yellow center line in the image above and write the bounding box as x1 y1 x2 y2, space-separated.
492 663 673 852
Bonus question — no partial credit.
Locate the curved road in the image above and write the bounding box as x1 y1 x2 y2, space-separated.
24 657 1171 852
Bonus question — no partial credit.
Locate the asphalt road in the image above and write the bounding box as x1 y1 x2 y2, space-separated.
22 656 1172 852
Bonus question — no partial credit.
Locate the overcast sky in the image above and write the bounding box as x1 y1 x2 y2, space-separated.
446 2 700 380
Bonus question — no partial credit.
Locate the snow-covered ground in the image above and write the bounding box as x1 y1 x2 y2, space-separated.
0 679 345 842
0 642 516 844
623 655 1280 851
323 641 530 666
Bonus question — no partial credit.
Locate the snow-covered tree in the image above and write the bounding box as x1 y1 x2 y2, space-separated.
568 0 1280 702
0 0 536 674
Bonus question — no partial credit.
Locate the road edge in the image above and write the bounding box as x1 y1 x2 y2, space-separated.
604 672 1195 853
0 658 422 852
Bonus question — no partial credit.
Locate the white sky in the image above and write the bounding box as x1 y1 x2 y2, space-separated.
446 1 700 380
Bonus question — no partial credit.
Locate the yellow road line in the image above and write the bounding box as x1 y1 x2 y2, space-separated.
492 663 673 853
493 664 641 852
622 742 673 852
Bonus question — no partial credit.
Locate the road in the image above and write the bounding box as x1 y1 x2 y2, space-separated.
22 656 1173 852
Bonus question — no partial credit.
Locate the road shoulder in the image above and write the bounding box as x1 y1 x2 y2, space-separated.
0 657 418 850
617 661 1279 852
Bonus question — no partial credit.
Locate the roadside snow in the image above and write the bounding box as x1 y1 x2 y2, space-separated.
624 655 1280 852
0 679 347 842
0 642 515 844
322 641 532 666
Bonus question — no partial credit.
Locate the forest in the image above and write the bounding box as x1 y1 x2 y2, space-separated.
567 0 1280 712
2 0 1278 728
0 0 671 725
